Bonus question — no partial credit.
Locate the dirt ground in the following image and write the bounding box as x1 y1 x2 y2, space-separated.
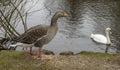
0 50 120 70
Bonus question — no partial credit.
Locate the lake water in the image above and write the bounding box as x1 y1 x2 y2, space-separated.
3 0 120 54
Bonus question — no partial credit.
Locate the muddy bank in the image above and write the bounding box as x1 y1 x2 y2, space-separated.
0 50 120 70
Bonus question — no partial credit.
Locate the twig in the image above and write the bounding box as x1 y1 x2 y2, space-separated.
10 2 27 31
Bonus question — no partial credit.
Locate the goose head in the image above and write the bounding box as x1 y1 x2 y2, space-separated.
51 11 68 25
54 11 68 18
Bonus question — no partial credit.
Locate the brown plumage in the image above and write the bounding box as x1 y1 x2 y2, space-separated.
15 25 48 44
11 11 68 58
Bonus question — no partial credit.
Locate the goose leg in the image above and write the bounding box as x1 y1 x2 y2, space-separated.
30 47 33 55
38 47 42 58
22 48 25 50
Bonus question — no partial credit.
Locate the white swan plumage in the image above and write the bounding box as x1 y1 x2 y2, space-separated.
91 28 111 45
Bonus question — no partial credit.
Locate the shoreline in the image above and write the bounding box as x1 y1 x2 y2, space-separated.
0 50 120 70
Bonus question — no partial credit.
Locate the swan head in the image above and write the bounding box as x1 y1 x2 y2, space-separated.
106 28 112 34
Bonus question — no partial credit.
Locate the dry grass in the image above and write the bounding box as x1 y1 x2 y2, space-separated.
0 50 120 70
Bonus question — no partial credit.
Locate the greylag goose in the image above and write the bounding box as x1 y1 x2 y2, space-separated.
10 11 68 58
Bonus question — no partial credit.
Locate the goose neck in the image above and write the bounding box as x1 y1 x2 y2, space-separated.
51 15 59 26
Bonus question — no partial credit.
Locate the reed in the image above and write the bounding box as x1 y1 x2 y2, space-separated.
0 0 29 49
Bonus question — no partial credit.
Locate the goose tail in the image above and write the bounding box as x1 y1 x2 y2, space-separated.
9 44 17 47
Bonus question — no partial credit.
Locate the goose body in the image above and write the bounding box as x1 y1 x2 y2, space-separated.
10 11 68 58
91 28 111 45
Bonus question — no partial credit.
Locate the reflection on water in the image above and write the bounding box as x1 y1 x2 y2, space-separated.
2 0 120 54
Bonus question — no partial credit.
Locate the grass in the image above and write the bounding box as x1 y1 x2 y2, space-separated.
0 51 38 70
0 50 120 70
78 51 119 57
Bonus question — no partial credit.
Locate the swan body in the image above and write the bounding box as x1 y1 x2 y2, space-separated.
91 28 111 45
91 34 107 44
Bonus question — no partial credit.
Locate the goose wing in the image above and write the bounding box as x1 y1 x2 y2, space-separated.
15 25 49 44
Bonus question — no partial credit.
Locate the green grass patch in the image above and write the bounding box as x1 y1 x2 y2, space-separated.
77 51 120 57
0 50 119 70
0 50 38 70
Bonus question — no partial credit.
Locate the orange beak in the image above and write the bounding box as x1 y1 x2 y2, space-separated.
64 12 68 17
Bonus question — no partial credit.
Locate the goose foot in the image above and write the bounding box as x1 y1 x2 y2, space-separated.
37 55 42 58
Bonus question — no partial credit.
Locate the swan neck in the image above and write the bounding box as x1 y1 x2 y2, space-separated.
105 30 111 44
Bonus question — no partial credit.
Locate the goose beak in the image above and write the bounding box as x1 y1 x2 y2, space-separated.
64 12 68 17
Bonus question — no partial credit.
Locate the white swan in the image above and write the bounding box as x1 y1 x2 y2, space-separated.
91 28 111 45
